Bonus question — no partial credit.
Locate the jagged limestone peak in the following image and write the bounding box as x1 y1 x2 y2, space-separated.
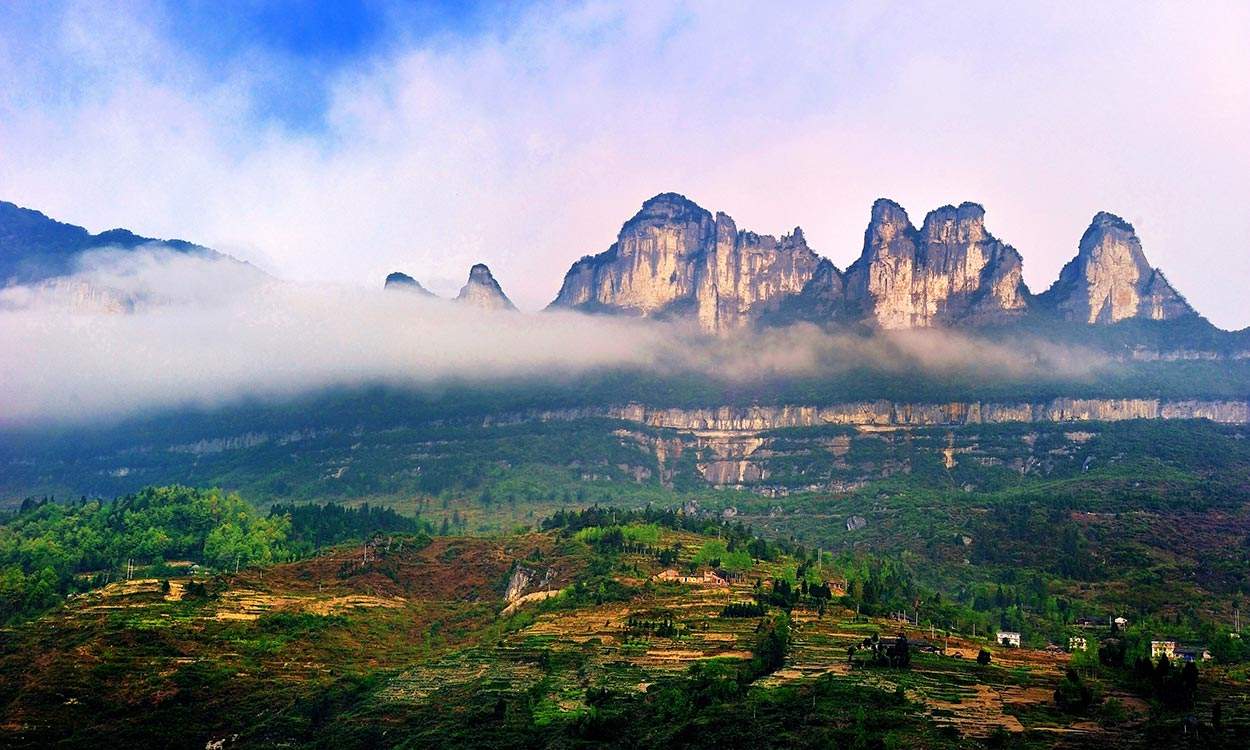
549 192 820 333
456 263 516 311
844 199 1026 329
920 202 988 245
1042 211 1193 324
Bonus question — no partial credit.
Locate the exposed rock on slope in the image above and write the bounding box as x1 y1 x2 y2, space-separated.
549 193 822 333
551 193 1205 334
1039 211 1194 324
456 263 516 311
523 398 1250 436
550 194 1029 332
383 271 435 296
836 200 1028 329
0 277 136 313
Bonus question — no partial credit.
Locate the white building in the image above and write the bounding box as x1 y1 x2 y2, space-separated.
997 631 1021 648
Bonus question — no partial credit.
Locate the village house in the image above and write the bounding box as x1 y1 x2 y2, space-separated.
1068 636 1088 652
996 631 1021 648
652 569 728 587
1151 640 1177 660
1174 644 1213 663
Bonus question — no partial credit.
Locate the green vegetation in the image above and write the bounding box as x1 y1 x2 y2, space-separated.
0 487 422 624
2 348 1250 747
4 488 1250 747
693 539 753 572
0 486 285 622
272 501 429 555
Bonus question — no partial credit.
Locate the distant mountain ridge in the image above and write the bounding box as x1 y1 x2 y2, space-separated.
548 193 1201 334
0 194 1223 342
0 200 239 285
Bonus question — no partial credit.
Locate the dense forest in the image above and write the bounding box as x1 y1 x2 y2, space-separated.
0 487 424 623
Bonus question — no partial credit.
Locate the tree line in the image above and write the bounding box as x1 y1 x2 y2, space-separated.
1 486 420 623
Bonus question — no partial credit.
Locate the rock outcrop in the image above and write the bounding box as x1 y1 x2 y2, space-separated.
550 194 1031 331
525 397 1250 431
838 200 1028 329
513 398 1250 489
550 193 1205 334
0 277 136 313
383 271 435 296
1039 212 1194 324
549 193 822 332
456 263 516 311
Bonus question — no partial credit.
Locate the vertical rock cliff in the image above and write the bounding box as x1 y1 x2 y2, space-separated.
548 193 821 333
456 263 516 311
839 200 1029 329
549 192 1210 335
1039 212 1194 323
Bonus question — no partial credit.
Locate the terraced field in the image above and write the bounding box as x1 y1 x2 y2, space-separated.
3 525 1243 748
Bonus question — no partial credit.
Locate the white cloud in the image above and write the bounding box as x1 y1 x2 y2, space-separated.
0 249 1103 425
0 1 1247 327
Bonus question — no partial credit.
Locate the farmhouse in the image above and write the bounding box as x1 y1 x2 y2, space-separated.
996 631 1021 648
652 569 728 587
1175 644 1212 662
1151 640 1177 660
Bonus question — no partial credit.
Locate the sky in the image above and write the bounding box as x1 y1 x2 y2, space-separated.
1 0 1248 328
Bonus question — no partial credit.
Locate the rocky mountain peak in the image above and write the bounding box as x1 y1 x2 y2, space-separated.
456 263 516 311
547 193 1211 334
1040 211 1193 324
383 271 435 296
869 198 912 226
920 202 987 244
549 193 820 332
862 198 918 251
1088 210 1135 232
624 192 714 232
845 199 1027 329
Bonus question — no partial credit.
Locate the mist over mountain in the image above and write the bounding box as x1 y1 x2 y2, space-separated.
0 199 248 285
0 193 1245 428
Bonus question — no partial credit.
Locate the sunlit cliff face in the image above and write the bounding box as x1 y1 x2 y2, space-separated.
550 194 1190 334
